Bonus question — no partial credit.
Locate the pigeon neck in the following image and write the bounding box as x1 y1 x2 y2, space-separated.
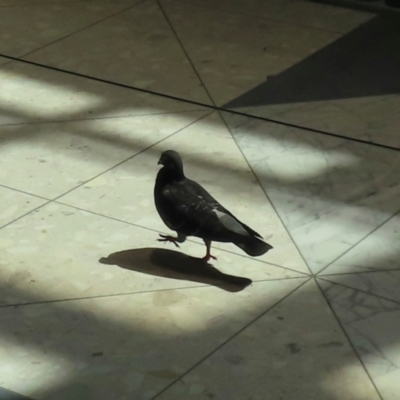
161 166 185 182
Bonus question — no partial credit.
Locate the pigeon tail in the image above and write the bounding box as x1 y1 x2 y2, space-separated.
233 235 273 257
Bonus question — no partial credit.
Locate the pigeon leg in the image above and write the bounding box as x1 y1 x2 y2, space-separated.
202 239 217 262
157 234 181 248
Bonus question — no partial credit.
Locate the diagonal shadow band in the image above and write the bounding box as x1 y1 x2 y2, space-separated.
99 248 252 293
0 387 33 400
225 15 400 108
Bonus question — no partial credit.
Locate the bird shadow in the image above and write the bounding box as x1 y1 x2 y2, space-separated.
99 247 252 293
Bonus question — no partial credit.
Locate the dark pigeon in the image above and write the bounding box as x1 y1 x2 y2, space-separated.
154 150 273 262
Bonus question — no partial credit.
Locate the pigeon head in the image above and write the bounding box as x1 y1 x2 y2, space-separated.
158 150 184 178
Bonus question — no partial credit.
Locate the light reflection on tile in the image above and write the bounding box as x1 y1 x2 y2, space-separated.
224 112 400 274
158 280 380 400
320 270 400 304
0 60 203 126
60 112 309 273
0 111 206 198
0 279 305 399
322 213 400 274
24 1 211 104
0 202 304 306
320 280 400 400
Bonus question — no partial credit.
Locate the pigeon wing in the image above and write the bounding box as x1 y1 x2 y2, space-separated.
162 179 259 240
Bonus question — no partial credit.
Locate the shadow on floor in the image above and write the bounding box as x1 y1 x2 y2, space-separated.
99 247 252 293
225 15 400 108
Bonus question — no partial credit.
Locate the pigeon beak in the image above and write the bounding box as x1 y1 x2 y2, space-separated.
157 158 162 165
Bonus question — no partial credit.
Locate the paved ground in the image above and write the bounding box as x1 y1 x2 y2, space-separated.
0 0 399 399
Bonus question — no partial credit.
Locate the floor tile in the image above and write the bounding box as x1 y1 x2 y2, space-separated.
226 15 400 149
173 0 373 33
0 110 206 198
0 0 134 5
0 387 33 400
0 202 304 306
326 0 400 13
24 0 211 104
0 60 205 126
0 56 10 66
0 186 46 229
320 271 400 303
320 279 400 400
0 279 305 399
224 112 400 274
321 212 400 274
0 1 138 57
157 279 380 400
159 0 341 106
59 112 309 273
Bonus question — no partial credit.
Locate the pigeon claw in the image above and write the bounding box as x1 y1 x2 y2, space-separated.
157 234 181 248
202 254 217 262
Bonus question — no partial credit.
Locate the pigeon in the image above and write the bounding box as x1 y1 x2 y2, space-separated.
154 150 273 262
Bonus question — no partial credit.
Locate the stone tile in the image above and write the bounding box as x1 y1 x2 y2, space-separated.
0 278 305 399
0 56 10 66
224 112 400 274
0 0 134 5
0 1 138 57
0 186 46 229
320 279 400 400
226 16 400 149
59 112 309 273
159 0 341 105
0 387 33 400
320 270 400 304
0 110 206 198
0 59 205 126
0 202 304 306
24 1 211 104
158 280 380 400
322 213 400 274
173 0 373 34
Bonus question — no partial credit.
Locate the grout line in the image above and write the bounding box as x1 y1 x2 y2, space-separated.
156 0 217 106
1 54 399 153
13 0 147 60
0 113 210 232
314 277 385 400
321 267 400 276
0 285 208 309
317 276 400 305
316 208 400 275
0 200 52 231
50 112 211 202
0 183 51 201
217 111 314 275
52 199 311 277
252 275 310 282
0 109 207 128
151 277 311 399
0 277 307 309
3 286 216 309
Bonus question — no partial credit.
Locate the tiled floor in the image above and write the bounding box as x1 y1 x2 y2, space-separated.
0 0 399 399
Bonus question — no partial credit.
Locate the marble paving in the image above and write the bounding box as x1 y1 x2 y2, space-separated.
0 0 399 399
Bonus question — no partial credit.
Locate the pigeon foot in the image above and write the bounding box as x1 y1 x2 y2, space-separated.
202 254 217 262
157 234 181 248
